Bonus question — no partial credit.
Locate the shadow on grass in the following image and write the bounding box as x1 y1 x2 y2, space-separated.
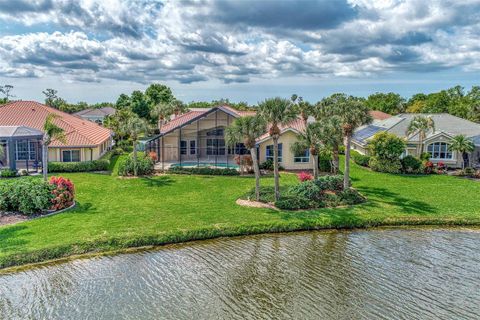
140 176 174 187
0 225 29 254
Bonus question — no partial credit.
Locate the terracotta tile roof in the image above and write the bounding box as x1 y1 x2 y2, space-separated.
0 101 112 147
369 110 392 120
74 107 116 117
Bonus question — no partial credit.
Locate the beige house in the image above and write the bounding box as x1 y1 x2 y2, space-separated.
0 101 113 167
352 113 480 168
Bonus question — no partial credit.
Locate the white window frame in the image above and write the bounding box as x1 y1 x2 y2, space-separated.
427 142 453 160
294 149 310 163
62 149 81 162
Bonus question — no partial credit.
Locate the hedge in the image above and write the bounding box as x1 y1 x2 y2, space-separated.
48 160 110 173
168 166 239 176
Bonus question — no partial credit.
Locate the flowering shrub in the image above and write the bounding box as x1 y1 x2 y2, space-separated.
49 176 75 211
424 161 434 174
297 171 313 182
148 151 158 162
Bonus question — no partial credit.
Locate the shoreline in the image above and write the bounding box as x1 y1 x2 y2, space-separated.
2 220 480 274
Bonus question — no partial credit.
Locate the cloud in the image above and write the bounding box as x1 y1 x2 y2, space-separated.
0 0 479 86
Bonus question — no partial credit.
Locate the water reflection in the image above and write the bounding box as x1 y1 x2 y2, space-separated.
1 229 480 319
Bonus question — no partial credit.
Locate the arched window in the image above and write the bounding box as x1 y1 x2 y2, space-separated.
427 142 453 160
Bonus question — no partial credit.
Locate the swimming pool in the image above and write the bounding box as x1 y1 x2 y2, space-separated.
170 162 239 169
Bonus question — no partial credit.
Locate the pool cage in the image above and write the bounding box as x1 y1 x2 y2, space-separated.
142 107 253 170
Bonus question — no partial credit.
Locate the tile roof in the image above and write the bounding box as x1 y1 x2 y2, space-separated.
74 107 116 117
257 118 305 142
369 110 392 120
0 101 112 147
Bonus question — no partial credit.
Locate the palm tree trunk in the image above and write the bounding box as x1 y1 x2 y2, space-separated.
312 153 319 179
273 136 280 201
344 136 352 189
133 140 138 176
250 147 261 201
332 144 339 174
42 141 48 182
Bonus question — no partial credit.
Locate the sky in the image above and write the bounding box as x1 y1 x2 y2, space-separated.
0 0 479 104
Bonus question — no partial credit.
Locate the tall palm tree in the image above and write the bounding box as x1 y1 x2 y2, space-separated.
319 94 372 189
316 116 343 174
225 116 267 200
171 99 189 117
122 115 150 176
291 122 323 179
406 115 435 155
258 97 297 201
42 114 66 181
450 135 475 169
291 95 314 126
151 101 173 133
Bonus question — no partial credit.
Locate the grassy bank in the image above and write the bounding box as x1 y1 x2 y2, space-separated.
1 163 479 269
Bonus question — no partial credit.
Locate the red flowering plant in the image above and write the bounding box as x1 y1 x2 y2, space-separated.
148 151 158 162
424 161 434 174
49 176 75 211
297 171 314 182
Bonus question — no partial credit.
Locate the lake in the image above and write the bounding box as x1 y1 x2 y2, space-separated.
1 228 480 319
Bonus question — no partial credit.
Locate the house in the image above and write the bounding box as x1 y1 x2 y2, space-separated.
0 101 113 170
144 105 390 170
74 106 116 125
0 126 43 171
352 113 480 168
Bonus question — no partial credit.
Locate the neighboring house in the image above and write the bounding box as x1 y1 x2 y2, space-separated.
144 106 390 170
352 113 480 168
74 107 116 125
0 126 43 171
0 101 113 169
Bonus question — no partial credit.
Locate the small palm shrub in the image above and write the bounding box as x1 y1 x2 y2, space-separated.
287 180 322 202
275 196 312 210
314 175 345 191
351 151 370 167
49 176 75 210
401 155 423 174
118 153 154 176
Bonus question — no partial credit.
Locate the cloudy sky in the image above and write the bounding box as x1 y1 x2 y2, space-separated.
0 0 479 104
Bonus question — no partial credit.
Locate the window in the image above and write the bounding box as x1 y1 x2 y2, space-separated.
427 142 453 160
228 143 248 155
207 139 225 155
180 140 187 155
190 140 196 155
294 149 310 163
62 150 81 162
206 128 224 136
15 141 37 161
266 143 282 162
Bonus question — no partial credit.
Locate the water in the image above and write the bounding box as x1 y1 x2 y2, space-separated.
1 228 480 319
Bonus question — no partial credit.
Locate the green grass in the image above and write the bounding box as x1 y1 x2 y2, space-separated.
1 162 479 269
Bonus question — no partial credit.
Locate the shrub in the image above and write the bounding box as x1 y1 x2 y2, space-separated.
0 169 17 178
318 159 332 172
259 159 284 171
287 180 322 202
118 153 154 176
48 160 109 173
243 186 277 203
297 171 313 182
351 151 370 167
275 196 312 210
420 152 431 161
401 155 423 173
19 169 29 176
167 166 239 176
368 132 406 160
369 157 402 174
423 161 434 174
463 167 476 177
148 151 158 162
49 176 75 211
116 140 133 152
337 188 366 205
0 178 54 214
314 175 345 191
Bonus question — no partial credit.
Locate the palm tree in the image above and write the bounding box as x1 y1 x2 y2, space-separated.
171 99 189 117
450 135 475 169
291 123 323 179
122 115 150 176
42 114 66 181
291 95 314 126
318 94 372 189
151 101 173 133
316 116 343 174
406 115 435 155
225 116 266 200
258 97 297 201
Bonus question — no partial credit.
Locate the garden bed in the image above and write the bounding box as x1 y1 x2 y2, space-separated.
0 201 76 226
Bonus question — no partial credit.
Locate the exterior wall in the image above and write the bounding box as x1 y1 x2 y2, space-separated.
351 141 368 155
422 135 462 168
258 131 313 170
47 137 112 162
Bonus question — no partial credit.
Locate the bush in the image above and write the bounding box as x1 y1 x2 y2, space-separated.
19 169 29 176
243 186 277 203
0 169 17 178
297 171 313 182
259 159 284 171
287 180 322 202
318 159 332 172
401 155 423 173
351 151 370 167
118 153 154 176
314 175 345 191
48 160 109 173
49 176 75 211
337 188 366 205
0 178 54 214
368 132 406 160
168 166 239 176
420 152 431 161
462 167 476 177
423 161 434 174
116 140 133 152
369 157 402 174
275 196 312 210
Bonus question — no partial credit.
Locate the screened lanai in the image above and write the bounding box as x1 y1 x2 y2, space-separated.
0 126 43 172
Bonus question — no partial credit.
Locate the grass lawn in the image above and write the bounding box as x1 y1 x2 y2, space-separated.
1 162 480 269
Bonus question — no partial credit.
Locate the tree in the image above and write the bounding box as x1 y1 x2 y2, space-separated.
42 114 66 181
171 99 188 116
0 84 14 101
258 97 297 201
42 88 67 110
291 94 314 126
225 116 266 200
116 94 131 110
145 83 174 107
318 93 372 189
104 108 135 143
450 135 475 169
151 101 174 133
406 115 435 154
291 122 323 179
130 90 151 120
122 115 150 176
316 116 343 174
368 132 406 160
365 92 405 114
